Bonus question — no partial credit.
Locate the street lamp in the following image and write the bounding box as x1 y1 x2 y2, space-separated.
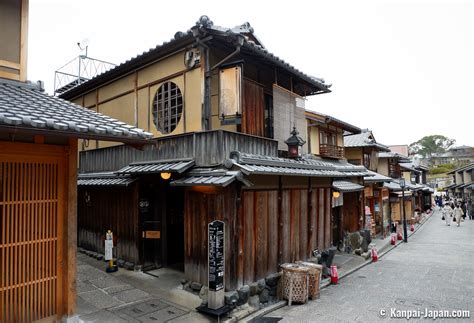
399 178 408 243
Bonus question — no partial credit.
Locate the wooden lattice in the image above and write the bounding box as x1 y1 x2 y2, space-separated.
280 264 309 305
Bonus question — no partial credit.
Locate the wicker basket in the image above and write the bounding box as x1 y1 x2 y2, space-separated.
280 263 309 305
297 261 323 299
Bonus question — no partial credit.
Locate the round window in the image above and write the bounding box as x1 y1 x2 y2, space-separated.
152 82 183 134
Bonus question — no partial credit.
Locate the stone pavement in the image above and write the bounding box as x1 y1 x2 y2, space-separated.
72 253 210 322
260 210 474 322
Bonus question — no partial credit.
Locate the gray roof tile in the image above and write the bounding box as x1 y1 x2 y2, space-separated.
0 79 152 142
332 180 364 192
344 132 390 151
116 158 195 175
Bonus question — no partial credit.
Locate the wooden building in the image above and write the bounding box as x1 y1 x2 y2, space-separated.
0 1 152 320
344 131 392 236
305 111 367 245
58 16 371 290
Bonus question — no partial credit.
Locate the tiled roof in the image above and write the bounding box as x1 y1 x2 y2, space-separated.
378 152 411 162
60 16 330 99
332 180 364 192
78 172 136 186
227 151 345 177
343 132 390 151
0 79 152 142
364 170 393 183
227 152 372 178
384 181 402 191
116 158 194 175
306 111 361 134
171 168 250 187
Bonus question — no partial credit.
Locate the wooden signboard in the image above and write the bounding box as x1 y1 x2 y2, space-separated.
208 220 225 310
364 186 373 197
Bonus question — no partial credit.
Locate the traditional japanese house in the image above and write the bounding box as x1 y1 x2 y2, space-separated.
377 152 414 227
344 130 392 237
305 111 367 245
58 16 369 290
447 163 474 201
0 1 152 320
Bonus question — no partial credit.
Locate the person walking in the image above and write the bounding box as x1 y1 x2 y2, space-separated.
443 203 452 226
460 201 467 220
453 204 464 227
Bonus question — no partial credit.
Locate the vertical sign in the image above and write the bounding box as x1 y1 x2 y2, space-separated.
208 220 224 291
105 231 113 261
208 220 225 309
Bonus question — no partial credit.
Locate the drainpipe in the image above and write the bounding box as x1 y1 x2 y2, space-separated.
195 37 211 131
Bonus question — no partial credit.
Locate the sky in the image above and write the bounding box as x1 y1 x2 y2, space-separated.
27 0 473 147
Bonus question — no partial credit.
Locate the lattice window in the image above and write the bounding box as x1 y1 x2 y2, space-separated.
152 82 183 134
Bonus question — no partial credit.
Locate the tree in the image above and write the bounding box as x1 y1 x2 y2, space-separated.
408 135 456 157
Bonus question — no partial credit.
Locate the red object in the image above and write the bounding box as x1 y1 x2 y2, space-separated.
390 235 396 245
397 232 403 240
410 224 415 232
330 265 339 284
371 248 378 262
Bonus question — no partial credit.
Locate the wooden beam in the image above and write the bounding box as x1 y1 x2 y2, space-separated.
34 135 45 144
0 59 21 70
20 0 29 81
0 71 20 81
65 138 78 316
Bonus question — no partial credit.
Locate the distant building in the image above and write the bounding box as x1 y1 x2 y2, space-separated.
389 145 409 157
427 145 474 166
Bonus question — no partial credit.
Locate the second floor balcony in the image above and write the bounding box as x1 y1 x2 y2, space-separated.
319 144 345 159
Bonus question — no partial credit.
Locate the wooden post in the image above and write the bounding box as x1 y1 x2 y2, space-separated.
65 138 77 316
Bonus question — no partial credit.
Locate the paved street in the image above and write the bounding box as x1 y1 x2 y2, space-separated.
264 211 474 322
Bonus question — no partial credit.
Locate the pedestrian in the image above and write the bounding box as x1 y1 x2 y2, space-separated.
460 201 467 220
443 204 452 226
453 204 464 227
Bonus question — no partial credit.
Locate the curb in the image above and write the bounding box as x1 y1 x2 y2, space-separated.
240 213 434 322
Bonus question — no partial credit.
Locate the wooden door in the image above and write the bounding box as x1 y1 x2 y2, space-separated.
242 80 265 136
1 144 66 322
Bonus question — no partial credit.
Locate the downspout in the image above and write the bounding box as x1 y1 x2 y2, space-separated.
195 37 211 131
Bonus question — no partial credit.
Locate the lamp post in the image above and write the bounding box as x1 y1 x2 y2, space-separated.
399 178 408 243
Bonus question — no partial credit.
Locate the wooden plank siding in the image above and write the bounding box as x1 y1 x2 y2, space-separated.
183 185 332 290
79 130 277 173
242 80 265 137
77 186 140 264
342 192 361 232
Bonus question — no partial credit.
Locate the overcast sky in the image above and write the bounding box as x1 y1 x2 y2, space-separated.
28 0 473 147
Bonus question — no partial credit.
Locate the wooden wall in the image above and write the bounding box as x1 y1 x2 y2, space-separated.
342 192 361 232
242 80 265 137
77 186 140 263
183 184 332 290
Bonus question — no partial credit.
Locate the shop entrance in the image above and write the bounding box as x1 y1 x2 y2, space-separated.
139 181 184 272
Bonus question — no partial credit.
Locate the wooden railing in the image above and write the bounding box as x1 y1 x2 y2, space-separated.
319 144 345 159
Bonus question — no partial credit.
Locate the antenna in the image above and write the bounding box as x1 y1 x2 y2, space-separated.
77 38 90 57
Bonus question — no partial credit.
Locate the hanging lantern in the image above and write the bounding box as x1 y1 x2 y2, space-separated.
285 126 306 159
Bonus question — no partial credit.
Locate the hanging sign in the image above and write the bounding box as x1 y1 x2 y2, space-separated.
208 220 225 292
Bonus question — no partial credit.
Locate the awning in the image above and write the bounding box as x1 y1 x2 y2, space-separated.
393 190 413 197
78 172 136 187
364 170 392 183
384 181 402 191
332 180 364 192
116 158 194 175
170 169 252 187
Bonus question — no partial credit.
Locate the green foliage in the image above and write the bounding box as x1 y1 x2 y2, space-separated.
437 163 455 170
409 135 456 157
429 167 450 175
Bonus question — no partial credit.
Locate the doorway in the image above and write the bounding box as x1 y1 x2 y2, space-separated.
165 187 185 271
